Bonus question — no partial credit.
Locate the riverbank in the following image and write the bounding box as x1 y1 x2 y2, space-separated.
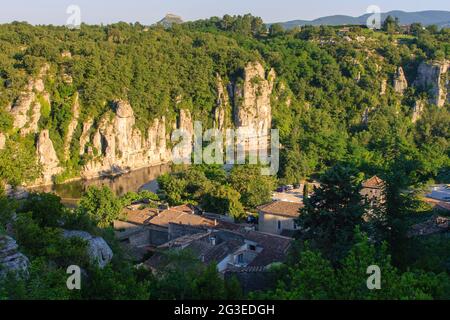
27 163 171 205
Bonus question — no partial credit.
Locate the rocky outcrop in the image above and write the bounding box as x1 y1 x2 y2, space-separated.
393 67 408 95
81 100 173 179
79 119 93 156
9 64 50 133
0 132 5 150
64 93 80 160
62 230 113 268
234 61 275 139
0 235 29 278
412 100 426 123
413 60 449 107
214 74 230 131
36 130 63 185
380 79 387 95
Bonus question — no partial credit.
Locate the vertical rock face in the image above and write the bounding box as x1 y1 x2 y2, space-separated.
414 60 449 107
9 64 50 133
10 92 36 130
79 119 93 156
0 235 30 278
393 67 408 95
412 100 426 123
214 74 230 131
36 130 63 184
234 61 275 138
64 93 80 160
81 100 174 179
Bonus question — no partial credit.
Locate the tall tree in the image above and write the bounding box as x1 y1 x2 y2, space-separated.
297 164 366 263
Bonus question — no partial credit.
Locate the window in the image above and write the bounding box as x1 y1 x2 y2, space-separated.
237 254 244 264
278 221 281 230
249 245 256 251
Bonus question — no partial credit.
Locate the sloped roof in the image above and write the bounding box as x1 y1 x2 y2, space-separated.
240 230 292 267
257 201 303 218
122 204 217 228
362 176 385 189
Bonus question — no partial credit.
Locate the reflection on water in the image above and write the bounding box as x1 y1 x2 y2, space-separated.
29 164 171 205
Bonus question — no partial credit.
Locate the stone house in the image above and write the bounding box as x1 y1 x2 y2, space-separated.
145 227 292 277
257 201 303 236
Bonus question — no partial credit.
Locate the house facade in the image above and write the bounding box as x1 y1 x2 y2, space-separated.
257 201 303 235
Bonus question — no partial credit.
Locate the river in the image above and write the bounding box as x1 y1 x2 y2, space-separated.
29 164 171 206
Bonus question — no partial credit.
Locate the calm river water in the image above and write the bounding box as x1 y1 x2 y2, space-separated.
29 164 171 206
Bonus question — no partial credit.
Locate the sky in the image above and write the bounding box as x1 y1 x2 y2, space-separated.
0 0 449 25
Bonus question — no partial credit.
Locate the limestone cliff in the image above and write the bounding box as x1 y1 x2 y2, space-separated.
393 67 408 95
214 74 231 131
63 93 80 160
2 60 276 186
413 60 449 107
233 61 275 138
36 130 63 185
9 64 50 135
81 100 174 179
412 100 426 123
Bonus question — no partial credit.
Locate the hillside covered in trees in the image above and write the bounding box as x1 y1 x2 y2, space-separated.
0 15 449 300
0 14 448 189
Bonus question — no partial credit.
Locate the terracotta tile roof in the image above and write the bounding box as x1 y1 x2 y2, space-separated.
362 176 385 189
123 204 217 228
257 201 303 218
149 208 216 228
123 208 158 225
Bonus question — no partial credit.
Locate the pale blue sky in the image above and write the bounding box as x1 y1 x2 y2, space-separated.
0 0 449 25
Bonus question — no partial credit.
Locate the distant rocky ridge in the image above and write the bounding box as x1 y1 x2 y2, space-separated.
157 14 184 28
276 10 450 29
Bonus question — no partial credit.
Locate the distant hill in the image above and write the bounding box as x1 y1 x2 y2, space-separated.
157 14 184 28
277 10 450 29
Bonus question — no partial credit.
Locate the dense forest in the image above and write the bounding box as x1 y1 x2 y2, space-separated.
0 15 449 299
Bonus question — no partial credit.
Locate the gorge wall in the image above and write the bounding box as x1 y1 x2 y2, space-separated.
2 61 276 186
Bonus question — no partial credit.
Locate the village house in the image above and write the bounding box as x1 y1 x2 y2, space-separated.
360 175 386 205
114 203 246 260
257 200 303 236
114 204 217 258
145 226 293 292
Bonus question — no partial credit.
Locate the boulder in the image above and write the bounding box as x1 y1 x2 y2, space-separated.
62 230 113 268
0 235 29 278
